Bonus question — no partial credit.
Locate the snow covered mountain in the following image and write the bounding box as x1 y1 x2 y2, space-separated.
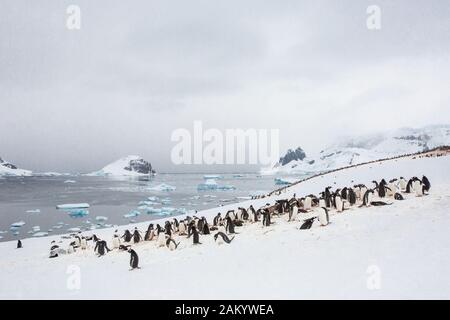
0 157 32 176
262 124 450 174
88 155 155 176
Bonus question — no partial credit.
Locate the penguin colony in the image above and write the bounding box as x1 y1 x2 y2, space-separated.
43 175 431 270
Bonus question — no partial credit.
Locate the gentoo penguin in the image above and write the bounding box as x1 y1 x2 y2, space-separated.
214 232 234 245
386 180 397 197
359 186 368 201
398 177 408 191
370 201 392 206
422 175 431 192
299 217 316 230
324 187 332 208
173 218 180 232
178 221 187 236
240 207 249 220
377 180 389 198
164 221 173 237
166 238 180 251
348 188 357 205
197 218 204 234
318 207 329 226
413 179 424 196
188 226 201 244
213 213 222 226
405 178 415 193
122 230 132 243
94 240 110 256
17 239 22 249
80 236 87 250
303 196 312 211
128 249 140 270
225 216 236 234
362 189 375 207
201 217 210 235
132 228 142 243
156 225 166 247
144 224 154 241
249 205 258 222
335 194 344 212
262 209 271 227
394 193 404 200
288 205 298 222
319 197 326 208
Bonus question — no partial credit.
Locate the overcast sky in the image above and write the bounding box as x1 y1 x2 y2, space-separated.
1 0 449 173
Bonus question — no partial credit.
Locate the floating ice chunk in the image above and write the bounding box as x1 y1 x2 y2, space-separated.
274 177 296 185
145 207 162 214
32 226 41 232
203 174 223 179
124 210 141 219
148 183 176 192
33 232 48 237
138 200 159 206
161 198 171 205
190 195 201 200
217 185 236 191
64 180 77 184
95 216 108 222
197 179 218 191
25 209 41 214
0 230 7 234
232 174 245 178
47 229 53 233
147 196 159 201
67 227 81 233
56 203 90 209
11 221 26 228
66 209 89 218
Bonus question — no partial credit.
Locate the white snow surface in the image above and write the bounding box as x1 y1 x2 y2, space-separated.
0 154 449 299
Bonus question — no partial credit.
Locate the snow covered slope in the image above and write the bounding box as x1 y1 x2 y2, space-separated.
0 157 32 176
264 124 450 174
0 151 449 299
88 155 155 176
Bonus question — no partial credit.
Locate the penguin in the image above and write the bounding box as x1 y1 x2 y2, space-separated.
132 228 142 243
164 221 173 237
288 205 298 222
362 189 375 207
386 181 397 197
225 216 237 234
359 186 368 201
74 234 81 248
122 230 132 243
128 249 140 270
318 207 329 226
218 223 226 234
240 207 249 220
17 239 22 249
348 188 356 205
299 217 316 230
188 226 201 244
166 238 180 251
93 234 99 243
197 218 204 234
173 218 180 232
303 196 312 211
324 187 332 208
405 178 415 193
214 232 234 245
201 217 210 235
318 197 326 208
80 236 87 250
262 209 271 227
377 180 388 198
341 188 348 201
334 194 344 212
370 201 393 206
94 240 110 256
156 225 166 247
144 224 154 241
422 175 431 192
394 193 404 200
213 213 222 226
398 177 408 191
413 179 424 197
249 205 258 222
178 221 187 236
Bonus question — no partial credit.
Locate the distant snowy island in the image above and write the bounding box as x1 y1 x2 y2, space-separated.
262 124 450 175
0 157 32 176
87 155 156 177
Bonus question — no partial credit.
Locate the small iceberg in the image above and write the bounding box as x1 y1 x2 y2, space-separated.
145 207 162 214
95 216 108 222
25 209 41 214
232 174 245 178
148 183 176 192
56 203 90 209
11 221 26 228
32 226 41 232
67 227 81 233
124 210 141 219
64 180 77 184
147 196 159 201
274 177 296 185
203 174 223 179
161 198 171 205
197 179 218 191
138 200 159 206
217 184 236 191
66 209 89 218
33 232 48 237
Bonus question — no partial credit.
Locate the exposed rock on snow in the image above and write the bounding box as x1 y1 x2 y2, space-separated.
88 155 155 176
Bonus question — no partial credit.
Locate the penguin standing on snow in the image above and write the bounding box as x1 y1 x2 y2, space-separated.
318 207 329 226
405 178 416 193
348 188 356 206
214 232 234 245
132 228 142 243
225 216 237 234
324 187 332 208
17 239 22 249
299 217 316 230
422 175 431 192
178 220 187 236
128 249 140 270
122 230 132 243
156 225 166 247
288 205 298 222
262 209 271 226
362 189 375 207
334 194 344 212
94 240 111 256
201 217 210 235
213 213 222 226
80 236 87 250
188 226 201 244
144 224 154 241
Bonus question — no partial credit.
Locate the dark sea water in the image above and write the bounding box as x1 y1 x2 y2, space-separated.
0 173 309 242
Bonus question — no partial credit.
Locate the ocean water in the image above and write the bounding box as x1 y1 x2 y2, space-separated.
0 173 309 242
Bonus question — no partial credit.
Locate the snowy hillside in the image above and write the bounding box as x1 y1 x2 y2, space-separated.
0 151 449 299
263 124 450 174
0 157 32 176
87 155 155 176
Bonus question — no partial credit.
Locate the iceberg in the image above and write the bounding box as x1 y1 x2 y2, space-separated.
32 226 41 232
274 177 296 185
95 216 108 222
197 179 218 191
32 232 48 237
25 209 41 214
64 180 77 184
124 210 141 219
56 203 90 209
66 209 89 218
147 196 159 201
67 227 81 233
203 174 223 179
10 221 26 228
217 184 236 191
145 207 162 214
148 183 176 192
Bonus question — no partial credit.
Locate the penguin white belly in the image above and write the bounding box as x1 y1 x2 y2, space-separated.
157 233 166 247
399 180 407 191
387 183 396 196
335 197 343 212
304 197 312 210
360 187 367 200
414 181 423 196
355 188 361 200
168 241 176 251
318 209 329 226
290 206 298 222
81 239 87 250
112 237 120 249
319 199 326 208
366 192 373 206
216 235 224 245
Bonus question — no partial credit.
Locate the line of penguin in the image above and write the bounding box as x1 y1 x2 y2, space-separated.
38 175 430 270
